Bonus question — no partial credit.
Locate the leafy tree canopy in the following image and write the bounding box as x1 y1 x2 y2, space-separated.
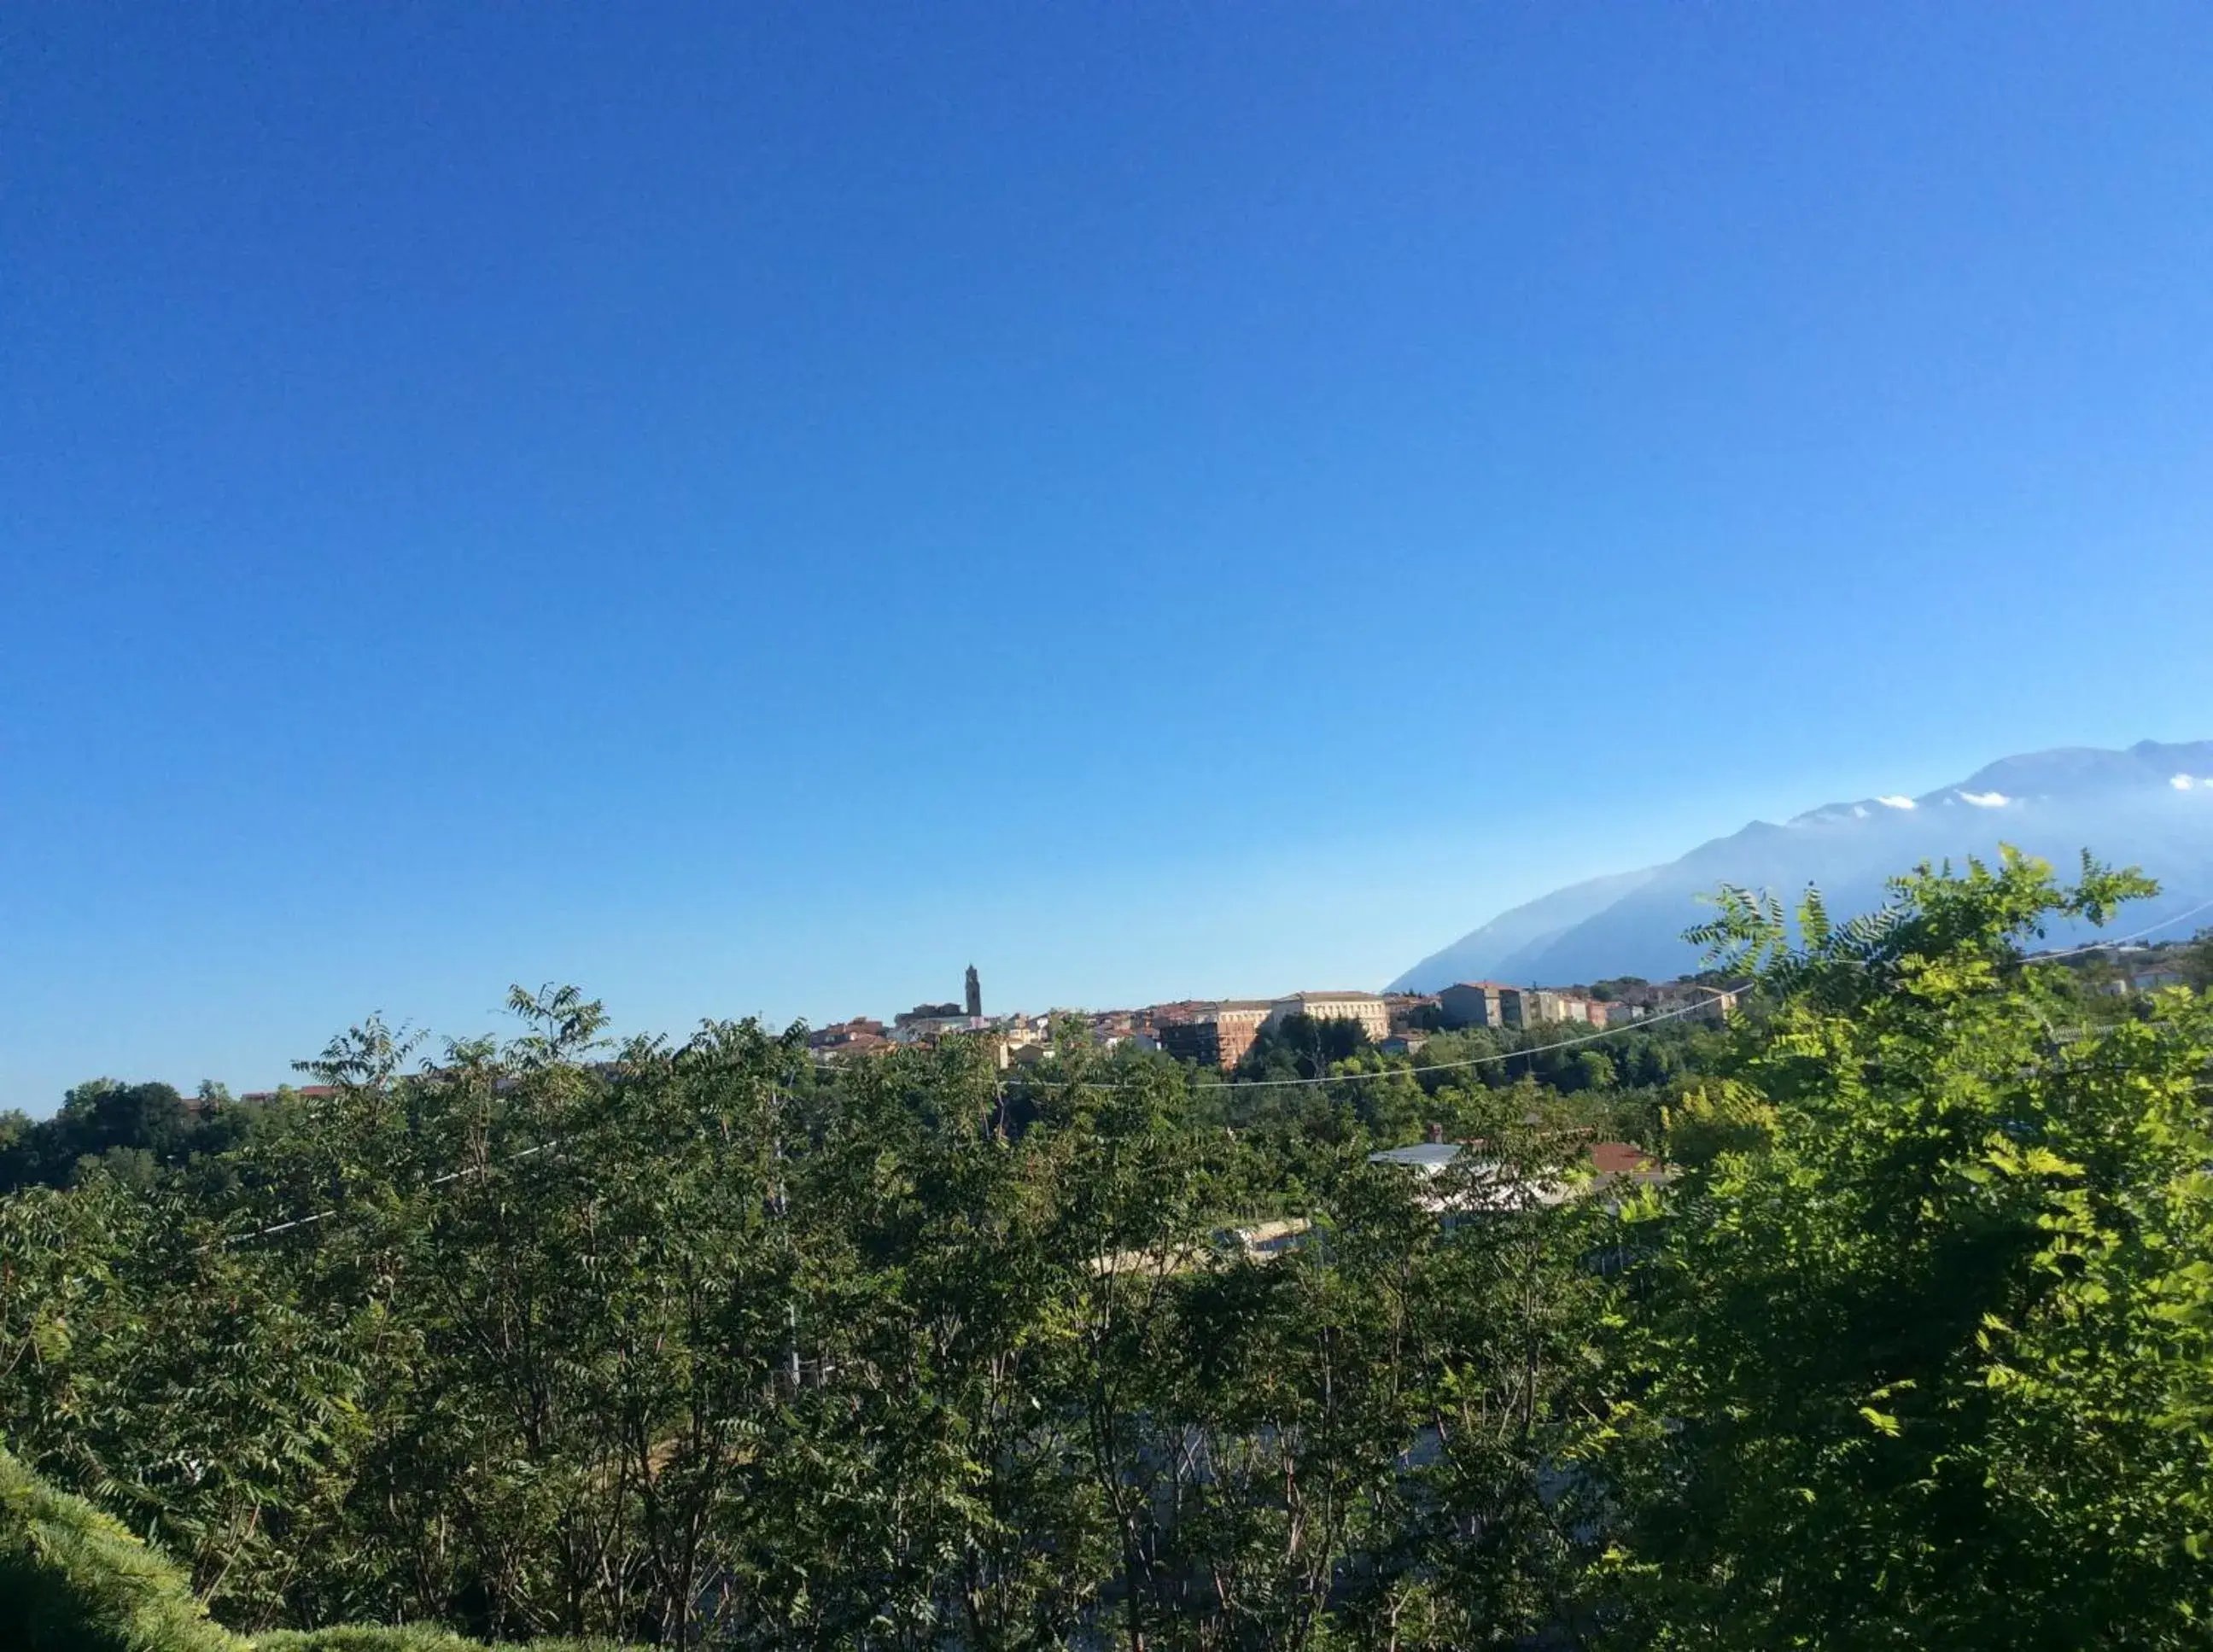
1604 850 2213 1649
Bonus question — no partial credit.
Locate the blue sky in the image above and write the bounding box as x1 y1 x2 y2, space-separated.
5 3 2212 1107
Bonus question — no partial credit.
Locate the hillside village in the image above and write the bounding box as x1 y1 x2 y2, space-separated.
800 966 1746 1070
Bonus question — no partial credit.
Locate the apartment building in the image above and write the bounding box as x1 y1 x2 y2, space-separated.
1438 981 1516 1029
1264 990 1391 1042
1441 982 1617 1030
1156 1000 1274 1070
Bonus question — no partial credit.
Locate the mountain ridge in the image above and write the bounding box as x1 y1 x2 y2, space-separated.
1389 739 2213 992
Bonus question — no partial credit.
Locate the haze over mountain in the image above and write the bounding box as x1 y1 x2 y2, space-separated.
1391 740 2213 993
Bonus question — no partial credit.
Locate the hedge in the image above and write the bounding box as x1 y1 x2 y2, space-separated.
0 1445 247 1652
0 1445 637 1652
258 1637 633 1652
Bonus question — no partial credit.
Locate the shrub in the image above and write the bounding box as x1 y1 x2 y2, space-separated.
1 1445 639 1652
258 1635 634 1651
0 1443 247 1652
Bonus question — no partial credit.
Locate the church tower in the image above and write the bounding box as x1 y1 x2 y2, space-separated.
965 964 982 1019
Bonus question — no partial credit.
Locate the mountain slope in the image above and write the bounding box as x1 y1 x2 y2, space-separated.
1392 740 2213 992
1387 865 1660 991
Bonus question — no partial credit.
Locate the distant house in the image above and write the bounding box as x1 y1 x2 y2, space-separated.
1438 982 1517 1030
1648 983 1744 1024
1265 991 1391 1042
1384 992 1441 1032
1584 1140 1669 1190
1521 989 1607 1028
1437 983 1607 1030
238 1084 342 1106
890 1013 989 1046
809 1017 890 1054
2132 967 2189 991
894 1001 965 1028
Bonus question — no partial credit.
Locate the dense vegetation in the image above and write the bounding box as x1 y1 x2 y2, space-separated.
3 853 2209 1648
0 1080 253 1196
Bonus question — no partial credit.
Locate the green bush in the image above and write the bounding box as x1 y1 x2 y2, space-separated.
255 1635 477 1652
257 1636 634 1652
0 1444 247 1652
1 1444 639 1652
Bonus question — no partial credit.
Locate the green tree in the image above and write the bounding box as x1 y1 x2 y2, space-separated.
0 977 1648 1647
1236 1015 1373 1083
0 1167 377 1630
1602 851 2213 1649
0 1080 257 1195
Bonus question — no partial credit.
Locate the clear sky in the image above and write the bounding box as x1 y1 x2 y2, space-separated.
5 3 2212 1108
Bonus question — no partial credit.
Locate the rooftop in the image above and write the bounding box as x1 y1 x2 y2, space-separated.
1368 1141 1463 1171
1366 1139 1670 1203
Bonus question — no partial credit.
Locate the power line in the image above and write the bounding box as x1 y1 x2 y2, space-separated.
1720 892 2213 986
209 1139 565 1251
2017 893 2213 966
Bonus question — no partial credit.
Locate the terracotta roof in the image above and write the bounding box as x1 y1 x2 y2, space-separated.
1586 1141 1667 1182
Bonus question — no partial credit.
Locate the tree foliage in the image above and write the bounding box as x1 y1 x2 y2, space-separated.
3 849 2209 1646
1605 849 2213 1649
1 1002 1604 1646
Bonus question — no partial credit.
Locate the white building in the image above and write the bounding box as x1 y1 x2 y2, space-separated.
1264 990 1391 1042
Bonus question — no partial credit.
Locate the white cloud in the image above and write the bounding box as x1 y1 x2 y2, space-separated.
1959 790 2010 808
2175 774 2198 791
1853 804 1869 818
1875 795 1916 810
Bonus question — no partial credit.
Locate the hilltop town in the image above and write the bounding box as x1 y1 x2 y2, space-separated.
802 966 1745 1069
